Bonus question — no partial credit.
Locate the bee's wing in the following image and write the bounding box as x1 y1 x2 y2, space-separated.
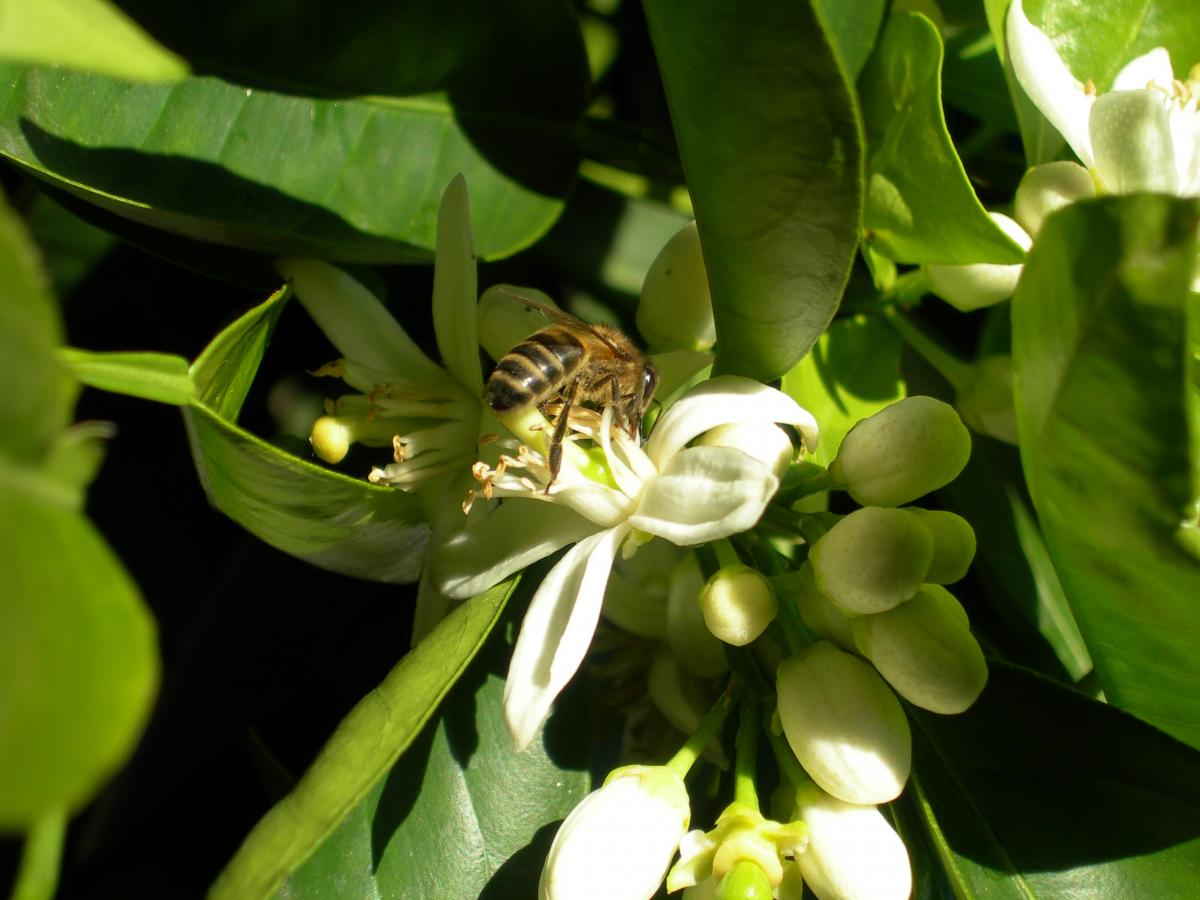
497 287 626 355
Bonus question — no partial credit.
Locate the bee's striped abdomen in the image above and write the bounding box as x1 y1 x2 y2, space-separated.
486 327 584 413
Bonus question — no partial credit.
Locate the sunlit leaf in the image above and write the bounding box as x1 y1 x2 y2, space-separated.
59 348 192 406
643 0 863 381
1013 194 1200 748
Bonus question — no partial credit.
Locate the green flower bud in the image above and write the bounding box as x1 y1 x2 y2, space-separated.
853 585 988 714
923 212 1031 311
637 221 716 352
903 509 976 584
790 562 856 649
829 396 972 507
717 861 774 900
776 642 912 804
666 555 729 678
475 284 558 361
700 565 778 646
955 354 1019 445
697 421 795 481
809 508 934 614
1013 161 1096 238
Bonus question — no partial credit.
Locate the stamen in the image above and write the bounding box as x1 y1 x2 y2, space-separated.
1084 78 1096 96
323 397 336 415
462 490 478 514
392 435 406 462
309 360 346 378
478 432 499 446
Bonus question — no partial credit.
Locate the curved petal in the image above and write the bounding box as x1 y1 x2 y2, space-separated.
1167 98 1200 196
1112 47 1174 91
277 258 446 385
505 524 630 749
1006 0 1096 168
430 501 598 600
433 174 483 393
645 376 819 470
1090 90 1178 193
631 446 779 546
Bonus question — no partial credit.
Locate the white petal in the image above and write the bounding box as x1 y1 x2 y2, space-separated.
429 501 598 600
630 446 779 546
433 174 483 393
1167 96 1200 196
795 787 912 900
1006 0 1097 168
552 480 640 529
1090 90 1178 193
1112 47 1174 91
276 258 445 384
645 376 819 469
505 524 630 749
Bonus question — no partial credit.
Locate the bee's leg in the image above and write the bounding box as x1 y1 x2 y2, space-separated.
546 375 580 492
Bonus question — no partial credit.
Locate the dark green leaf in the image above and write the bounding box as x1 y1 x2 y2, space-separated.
210 576 523 900
813 0 886 79
0 0 186 82
191 285 288 421
0 60 579 263
643 0 863 381
860 12 1025 265
59 348 192 406
1013 194 1200 748
910 662 1200 896
780 314 905 467
276 580 591 899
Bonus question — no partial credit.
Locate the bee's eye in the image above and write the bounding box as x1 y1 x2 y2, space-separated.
642 367 659 404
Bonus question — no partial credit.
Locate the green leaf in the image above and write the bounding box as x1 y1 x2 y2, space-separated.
643 0 863 381
813 0 886 79
275 582 591 899
780 314 905 468
210 576 523 900
59 348 192 406
0 470 158 831
859 12 1026 265
0 61 578 263
24 192 118 297
0 0 186 82
1013 194 1200 749
910 662 1200 896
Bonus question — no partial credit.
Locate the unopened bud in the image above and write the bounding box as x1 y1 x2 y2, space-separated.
666 555 729 678
923 212 1031 311
776 642 911 804
648 649 711 736
700 565 778 646
809 507 934 614
697 421 795 481
903 509 976 584
638 221 716 352
830 396 972 507
853 585 988 714
716 861 774 900
789 562 856 649
956 354 1019 445
476 285 559 361
1014 161 1097 237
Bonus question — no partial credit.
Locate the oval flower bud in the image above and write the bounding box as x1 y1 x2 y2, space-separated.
955 354 1019 445
666 555 729 678
829 396 972 508
789 562 856 650
903 508 976 584
809 507 934 614
776 642 912 805
923 212 1032 311
793 784 913 900
1014 160 1097 238
541 765 691 900
697 420 795 481
716 860 774 900
700 565 778 646
637 221 716 353
853 585 988 714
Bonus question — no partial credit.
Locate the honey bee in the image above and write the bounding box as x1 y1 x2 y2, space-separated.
485 291 659 488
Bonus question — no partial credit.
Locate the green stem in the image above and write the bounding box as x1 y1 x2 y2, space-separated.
665 687 737 778
733 700 761 810
774 588 814 656
11 809 65 900
713 538 741 570
881 306 971 391
761 708 815 795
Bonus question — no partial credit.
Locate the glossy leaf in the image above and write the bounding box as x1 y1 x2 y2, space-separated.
0 0 186 82
859 12 1026 265
1013 194 1200 748
190 285 288 420
275 579 591 899
643 0 863 381
211 576 523 900
59 348 192 406
780 314 905 467
813 0 886 79
910 662 1200 896
0 58 580 263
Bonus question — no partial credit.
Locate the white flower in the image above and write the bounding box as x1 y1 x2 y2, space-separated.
1008 0 1200 196
540 765 690 900
432 376 819 749
923 211 1032 311
793 784 912 900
